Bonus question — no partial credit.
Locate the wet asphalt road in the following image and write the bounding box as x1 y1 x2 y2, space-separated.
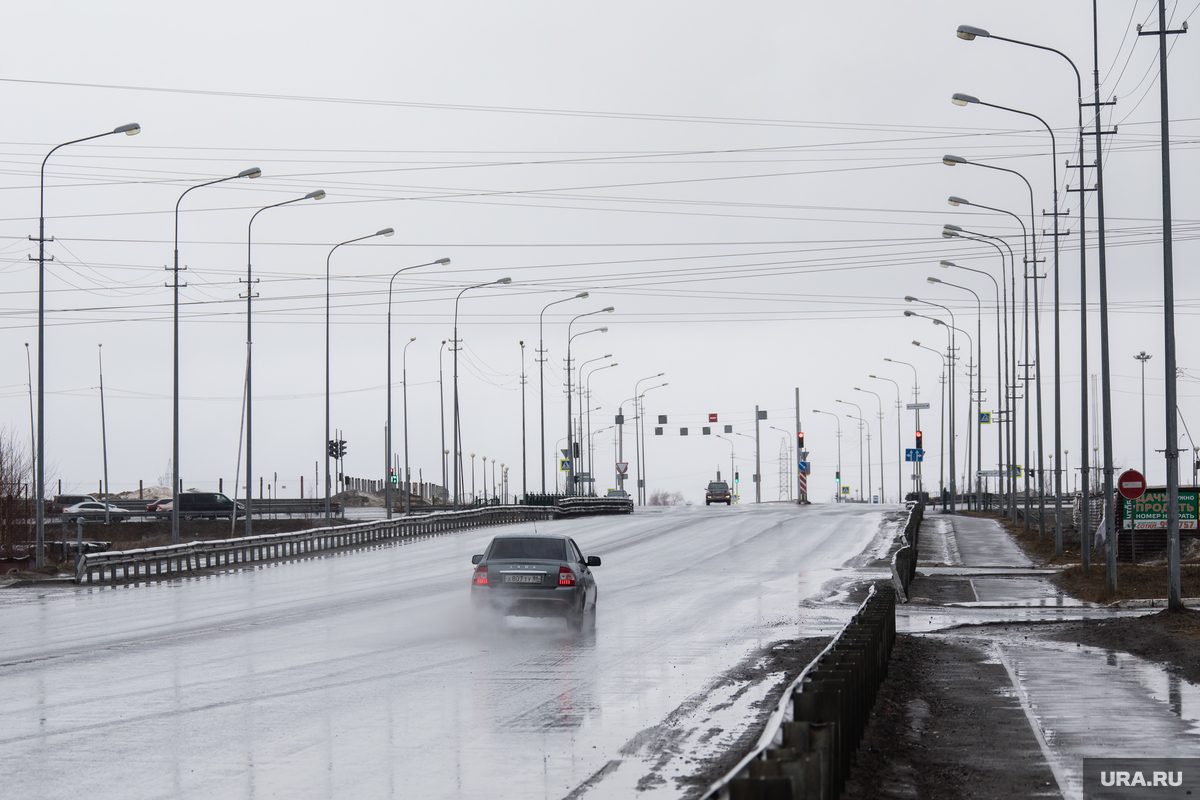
0 502 891 799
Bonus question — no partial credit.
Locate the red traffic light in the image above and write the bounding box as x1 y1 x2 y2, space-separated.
797 431 805 449
915 430 923 449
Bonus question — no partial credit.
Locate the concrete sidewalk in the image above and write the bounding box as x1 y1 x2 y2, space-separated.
884 512 1200 800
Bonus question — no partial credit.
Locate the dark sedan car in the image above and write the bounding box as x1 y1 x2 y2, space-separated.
470 533 600 631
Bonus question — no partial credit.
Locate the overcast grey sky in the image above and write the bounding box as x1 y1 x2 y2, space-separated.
2 1 1198 503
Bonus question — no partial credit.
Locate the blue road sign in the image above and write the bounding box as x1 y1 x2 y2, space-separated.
980 411 992 424
904 448 925 462
798 461 810 474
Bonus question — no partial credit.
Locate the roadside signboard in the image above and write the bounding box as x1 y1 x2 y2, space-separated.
559 459 570 472
841 486 850 495
904 448 924 462
1122 490 1198 530
906 403 930 410
1117 468 1146 500
980 412 992 424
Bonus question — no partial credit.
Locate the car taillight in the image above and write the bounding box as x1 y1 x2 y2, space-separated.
473 566 488 585
558 567 576 587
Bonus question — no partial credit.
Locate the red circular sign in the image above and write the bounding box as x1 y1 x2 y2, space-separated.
1118 469 1147 500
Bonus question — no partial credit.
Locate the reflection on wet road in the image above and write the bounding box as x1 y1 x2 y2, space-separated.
0 503 890 799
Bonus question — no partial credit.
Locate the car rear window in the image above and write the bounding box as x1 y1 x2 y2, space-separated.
488 538 567 561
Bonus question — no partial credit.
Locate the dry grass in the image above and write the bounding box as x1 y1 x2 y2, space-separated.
958 510 1200 604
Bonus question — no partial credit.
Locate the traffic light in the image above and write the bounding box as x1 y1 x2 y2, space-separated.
389 467 397 485
915 430 923 450
797 431 804 449
835 471 841 484
338 440 347 459
327 440 337 458
572 442 580 458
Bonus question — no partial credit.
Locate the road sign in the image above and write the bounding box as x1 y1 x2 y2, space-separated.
1118 468 1147 500
798 461 810 474
980 412 992 424
798 471 807 497
906 402 930 410
616 462 629 475
904 448 925 462
559 458 570 472
709 413 718 422
561 448 570 457
841 486 850 495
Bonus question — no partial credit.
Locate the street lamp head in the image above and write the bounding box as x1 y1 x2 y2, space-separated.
305 190 326 200
904 296 917 303
599 327 608 333
435 257 451 265
927 277 942 285
575 291 590 299
496 277 512 285
114 123 141 135
957 24 990 40
932 318 945 326
377 227 395 237
238 167 263 179
939 260 956 269
601 306 615 313
942 154 967 166
947 196 969 207
951 93 980 106
943 224 963 231
409 336 416 341
912 340 921 346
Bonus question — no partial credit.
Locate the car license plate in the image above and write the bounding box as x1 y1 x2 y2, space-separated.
504 574 541 584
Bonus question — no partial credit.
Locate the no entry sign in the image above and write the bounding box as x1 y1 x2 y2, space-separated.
1118 469 1147 500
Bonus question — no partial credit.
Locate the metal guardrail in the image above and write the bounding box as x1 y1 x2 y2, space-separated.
890 498 924 603
703 583 897 800
76 505 557 584
75 497 633 584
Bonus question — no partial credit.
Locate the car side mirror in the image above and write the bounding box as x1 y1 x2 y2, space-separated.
471 554 484 565
586 556 601 567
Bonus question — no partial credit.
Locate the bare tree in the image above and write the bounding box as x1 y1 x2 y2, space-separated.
0 428 33 555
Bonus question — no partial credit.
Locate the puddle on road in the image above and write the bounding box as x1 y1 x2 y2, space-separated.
897 605 1153 634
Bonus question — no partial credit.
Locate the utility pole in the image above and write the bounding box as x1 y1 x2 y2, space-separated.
754 405 763 503
520 341 527 502
1139 2 1185 608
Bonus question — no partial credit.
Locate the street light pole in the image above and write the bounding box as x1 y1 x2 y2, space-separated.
453 278 512 509
328 228 395 523
956 18 1092 570
869 375 904 503
929 276 983 510
812 410 843 502
837 399 868 502
172 166 261 545
913 342 949 504
943 225 1018 521
951 92 1064 539
402 336 416 516
883 358 922 495
1136 352 1152 479
904 300 958 511
386 257 449 519
538 292 588 495
34 122 141 568
246 189 325 537
439 340 448 505
855 387 886 503
520 341 527 502
565 309 614 494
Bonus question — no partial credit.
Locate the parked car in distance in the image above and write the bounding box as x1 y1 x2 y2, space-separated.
61 502 129 522
706 480 732 505
146 497 173 512
470 533 600 632
161 492 244 520
49 494 97 514
606 489 628 498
